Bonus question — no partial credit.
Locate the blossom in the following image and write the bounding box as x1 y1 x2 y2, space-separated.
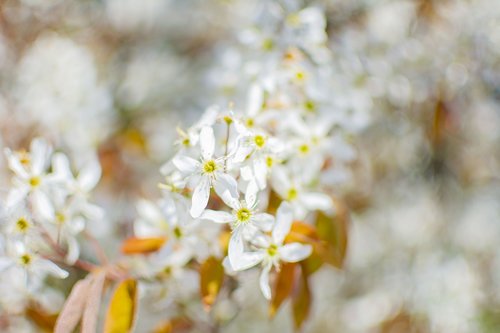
173 126 238 218
225 202 312 299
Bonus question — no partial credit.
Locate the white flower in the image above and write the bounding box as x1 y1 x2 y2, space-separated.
271 165 333 219
225 202 312 299
0 241 68 285
4 138 56 220
173 126 238 218
201 180 274 263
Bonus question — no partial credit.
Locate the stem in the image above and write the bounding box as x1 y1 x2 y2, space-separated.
83 230 109 265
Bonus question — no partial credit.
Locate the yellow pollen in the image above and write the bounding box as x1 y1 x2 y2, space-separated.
19 254 31 266
295 71 306 81
203 160 217 174
299 144 310 154
254 135 265 148
287 187 298 201
236 208 252 223
246 118 255 128
262 38 274 51
173 226 183 239
267 244 278 257
56 212 66 225
304 100 316 112
16 217 29 232
29 176 41 188
266 156 274 168
223 116 233 125
19 151 30 165
182 138 190 146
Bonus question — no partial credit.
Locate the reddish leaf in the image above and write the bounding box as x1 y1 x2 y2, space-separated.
54 277 92 333
26 306 58 332
82 270 107 333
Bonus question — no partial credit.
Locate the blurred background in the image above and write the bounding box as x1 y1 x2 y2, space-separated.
0 0 499 332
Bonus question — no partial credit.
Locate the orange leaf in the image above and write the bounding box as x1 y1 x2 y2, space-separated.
292 265 312 330
103 279 138 333
269 262 297 317
153 317 193 333
199 257 224 310
121 237 167 254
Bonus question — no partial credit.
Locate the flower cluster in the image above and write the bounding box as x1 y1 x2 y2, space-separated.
0 138 102 308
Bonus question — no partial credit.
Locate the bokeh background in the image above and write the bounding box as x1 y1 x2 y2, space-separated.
0 0 499 332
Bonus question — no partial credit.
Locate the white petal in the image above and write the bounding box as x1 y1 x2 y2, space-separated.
35 259 68 279
0 257 14 272
52 153 72 181
299 192 332 211
259 264 272 300
31 138 51 175
252 213 274 231
6 187 29 207
200 126 215 160
253 158 268 190
246 84 263 117
190 177 210 218
200 209 233 223
271 166 290 198
214 173 239 205
230 251 265 271
172 155 199 175
32 190 55 220
279 243 312 262
228 229 244 268
137 200 163 225
77 157 101 192
66 236 80 265
245 180 258 208
4 149 29 179
272 201 293 244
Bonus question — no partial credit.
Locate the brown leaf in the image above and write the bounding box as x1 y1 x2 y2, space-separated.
199 257 224 310
121 237 167 255
292 265 312 330
269 262 297 318
103 279 138 333
54 277 92 333
26 305 58 332
153 317 193 333
81 270 107 333
315 199 349 268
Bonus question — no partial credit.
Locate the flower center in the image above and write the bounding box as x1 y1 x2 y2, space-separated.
266 156 274 168
298 144 310 154
246 118 255 128
254 135 265 148
173 226 183 239
287 187 298 201
236 208 252 223
267 244 278 257
19 254 31 266
29 176 41 188
16 217 29 232
56 212 66 225
304 100 316 112
202 160 217 174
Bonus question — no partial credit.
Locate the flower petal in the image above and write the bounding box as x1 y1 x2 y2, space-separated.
252 213 274 232
200 209 233 223
245 180 258 208
299 192 332 211
272 201 293 244
77 157 101 192
30 138 51 175
259 264 272 300
190 177 210 218
172 155 199 175
230 250 265 271
200 126 215 160
214 173 239 206
279 243 312 263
